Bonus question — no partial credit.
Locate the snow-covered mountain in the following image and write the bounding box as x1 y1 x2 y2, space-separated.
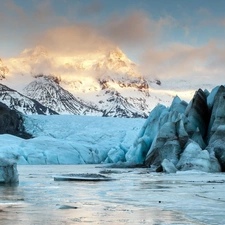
0 46 174 117
0 83 57 115
23 75 102 115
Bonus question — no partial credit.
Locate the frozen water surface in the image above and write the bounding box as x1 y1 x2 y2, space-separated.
0 165 225 225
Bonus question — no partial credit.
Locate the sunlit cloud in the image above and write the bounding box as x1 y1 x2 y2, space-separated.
140 40 225 89
1 0 225 93
33 25 115 56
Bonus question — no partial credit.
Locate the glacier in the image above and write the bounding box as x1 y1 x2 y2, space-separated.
126 85 225 172
0 84 225 173
0 115 144 165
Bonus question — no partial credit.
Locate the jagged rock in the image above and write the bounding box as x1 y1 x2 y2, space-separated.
144 118 188 167
176 141 221 172
125 104 167 164
150 139 181 167
207 85 225 141
145 121 177 167
169 96 188 114
203 89 210 98
207 86 220 110
127 86 225 172
126 99 189 167
184 89 209 137
191 128 206 149
205 86 225 171
0 158 19 184
161 159 177 173
0 102 31 138
207 125 225 171
176 119 189 149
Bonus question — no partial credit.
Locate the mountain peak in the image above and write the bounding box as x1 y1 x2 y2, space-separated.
108 47 125 59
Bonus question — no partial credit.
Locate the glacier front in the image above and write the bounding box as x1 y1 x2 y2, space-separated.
126 85 225 172
0 115 144 165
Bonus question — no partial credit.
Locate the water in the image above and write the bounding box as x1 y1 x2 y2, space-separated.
0 165 224 225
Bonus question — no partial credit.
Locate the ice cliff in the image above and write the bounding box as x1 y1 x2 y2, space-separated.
126 85 225 172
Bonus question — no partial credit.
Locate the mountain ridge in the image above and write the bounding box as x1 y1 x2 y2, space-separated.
0 82 58 115
0 45 174 117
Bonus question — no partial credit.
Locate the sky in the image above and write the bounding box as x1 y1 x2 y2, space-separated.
1 0 225 88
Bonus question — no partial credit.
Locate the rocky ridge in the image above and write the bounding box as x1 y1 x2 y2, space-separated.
0 102 31 139
0 83 58 115
23 75 102 115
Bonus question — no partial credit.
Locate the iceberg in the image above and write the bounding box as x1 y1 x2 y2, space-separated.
126 85 225 172
0 158 19 184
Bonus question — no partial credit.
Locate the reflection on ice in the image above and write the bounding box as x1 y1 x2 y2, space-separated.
0 165 224 224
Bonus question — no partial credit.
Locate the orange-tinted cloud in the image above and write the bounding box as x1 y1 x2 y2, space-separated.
140 41 225 89
102 11 172 47
32 9 174 56
34 25 115 56
0 0 27 26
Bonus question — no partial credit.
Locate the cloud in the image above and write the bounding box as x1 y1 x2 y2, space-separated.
32 9 174 56
79 0 104 15
140 41 225 89
32 0 69 25
0 0 27 26
197 7 212 17
0 0 70 56
195 7 225 27
102 11 173 47
34 25 115 55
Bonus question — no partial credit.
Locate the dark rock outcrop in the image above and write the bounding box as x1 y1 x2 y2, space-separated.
207 85 225 140
0 102 31 139
184 89 209 138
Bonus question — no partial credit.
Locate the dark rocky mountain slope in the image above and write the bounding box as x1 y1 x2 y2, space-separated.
0 102 31 139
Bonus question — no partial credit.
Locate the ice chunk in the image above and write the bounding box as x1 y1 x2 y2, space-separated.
161 159 177 173
176 141 221 172
106 147 125 163
0 158 19 184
